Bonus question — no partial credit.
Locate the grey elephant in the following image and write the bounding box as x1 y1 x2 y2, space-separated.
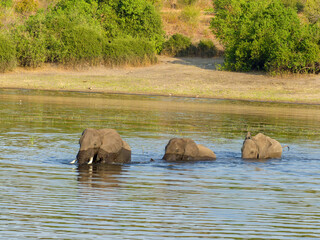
241 132 283 159
163 138 216 161
71 128 131 165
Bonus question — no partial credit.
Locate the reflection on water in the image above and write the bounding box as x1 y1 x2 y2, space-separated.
1 89 320 239
77 164 124 188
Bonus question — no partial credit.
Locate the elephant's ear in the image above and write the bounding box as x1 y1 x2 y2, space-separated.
99 129 123 153
252 133 270 157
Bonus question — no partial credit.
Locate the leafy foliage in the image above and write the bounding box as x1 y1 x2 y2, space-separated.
303 0 320 26
0 0 13 8
0 33 16 72
13 12 47 67
198 39 217 57
104 38 157 66
162 34 217 57
44 0 104 64
8 0 164 67
15 0 39 14
162 33 192 56
98 0 164 52
211 0 320 73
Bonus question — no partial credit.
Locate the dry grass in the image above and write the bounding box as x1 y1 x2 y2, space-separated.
1 56 320 104
161 1 223 51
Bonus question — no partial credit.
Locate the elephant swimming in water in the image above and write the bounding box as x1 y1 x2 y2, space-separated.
241 132 283 159
71 128 131 165
163 138 216 161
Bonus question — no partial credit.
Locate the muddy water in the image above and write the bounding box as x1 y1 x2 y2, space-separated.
0 89 320 239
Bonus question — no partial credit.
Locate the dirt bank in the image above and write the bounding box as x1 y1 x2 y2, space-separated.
0 56 319 104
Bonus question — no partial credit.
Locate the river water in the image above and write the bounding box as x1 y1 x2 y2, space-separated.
0 89 319 239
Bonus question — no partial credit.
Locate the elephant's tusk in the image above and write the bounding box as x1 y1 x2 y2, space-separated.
70 159 77 164
88 157 94 164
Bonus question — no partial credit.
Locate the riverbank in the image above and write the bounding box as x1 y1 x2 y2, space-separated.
0 56 319 104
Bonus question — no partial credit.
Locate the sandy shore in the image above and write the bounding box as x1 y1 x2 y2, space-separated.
0 56 320 104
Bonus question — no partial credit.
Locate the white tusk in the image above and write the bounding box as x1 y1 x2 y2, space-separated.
70 159 77 164
88 157 93 164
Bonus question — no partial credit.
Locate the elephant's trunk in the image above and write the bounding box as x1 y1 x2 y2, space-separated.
76 149 97 165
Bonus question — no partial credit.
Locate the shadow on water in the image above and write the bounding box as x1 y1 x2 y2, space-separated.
77 163 124 188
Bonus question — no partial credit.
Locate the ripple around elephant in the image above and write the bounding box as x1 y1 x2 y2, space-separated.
72 128 131 165
162 138 216 161
241 132 283 159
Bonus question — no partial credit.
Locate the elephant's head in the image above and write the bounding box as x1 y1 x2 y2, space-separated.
76 128 102 165
241 138 259 159
163 138 199 161
76 128 131 165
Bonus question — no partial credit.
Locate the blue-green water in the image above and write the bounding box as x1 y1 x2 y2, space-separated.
1 89 320 239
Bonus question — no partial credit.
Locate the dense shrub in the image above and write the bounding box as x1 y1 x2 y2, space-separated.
0 33 16 72
162 33 192 56
14 30 46 67
15 0 39 14
104 38 157 66
162 34 217 57
13 11 47 67
58 26 103 65
40 0 104 65
303 0 320 25
5 0 164 68
0 0 13 8
282 0 304 13
98 0 164 52
211 0 320 73
198 39 217 57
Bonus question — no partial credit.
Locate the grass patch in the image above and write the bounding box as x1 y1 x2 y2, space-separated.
0 33 16 72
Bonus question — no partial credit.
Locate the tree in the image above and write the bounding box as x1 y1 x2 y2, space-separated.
211 0 320 73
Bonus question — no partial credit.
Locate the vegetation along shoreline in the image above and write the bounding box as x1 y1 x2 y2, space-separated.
1 56 319 105
1 0 320 104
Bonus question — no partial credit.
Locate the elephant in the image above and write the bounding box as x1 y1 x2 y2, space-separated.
162 138 216 161
72 128 131 165
241 132 283 159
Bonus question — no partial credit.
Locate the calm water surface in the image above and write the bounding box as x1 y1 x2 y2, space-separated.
0 89 320 239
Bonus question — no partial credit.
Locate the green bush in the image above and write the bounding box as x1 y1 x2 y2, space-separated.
14 30 46 67
15 0 39 14
0 0 13 8
103 38 157 66
58 26 103 65
211 0 320 73
198 39 217 57
0 33 16 72
13 11 47 67
162 34 217 57
282 0 304 13
162 33 192 56
303 0 320 24
6 0 164 68
98 0 164 53
43 0 104 65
